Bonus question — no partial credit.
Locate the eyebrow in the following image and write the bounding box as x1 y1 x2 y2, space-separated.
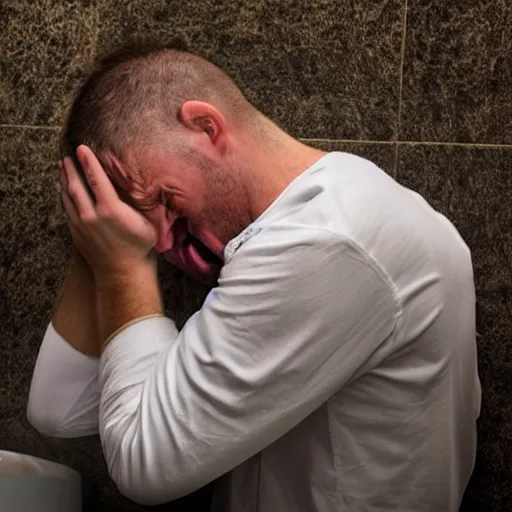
124 187 160 212
101 160 156 212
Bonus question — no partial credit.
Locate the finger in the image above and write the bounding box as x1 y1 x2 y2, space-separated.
76 145 119 206
62 157 97 221
61 190 88 248
60 186 81 226
58 160 67 188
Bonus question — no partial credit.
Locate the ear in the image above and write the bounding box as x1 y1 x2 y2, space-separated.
179 100 228 154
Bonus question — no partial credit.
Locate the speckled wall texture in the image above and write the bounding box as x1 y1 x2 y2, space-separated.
1 1 511 511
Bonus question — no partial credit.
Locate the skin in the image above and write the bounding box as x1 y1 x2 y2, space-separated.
52 249 100 357
55 100 326 353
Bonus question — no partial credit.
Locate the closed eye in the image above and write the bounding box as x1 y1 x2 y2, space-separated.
126 188 160 212
160 187 177 211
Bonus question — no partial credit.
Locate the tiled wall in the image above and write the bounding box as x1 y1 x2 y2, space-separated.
1 1 511 511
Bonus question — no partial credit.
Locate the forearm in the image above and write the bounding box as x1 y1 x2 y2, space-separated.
52 249 101 357
96 258 163 351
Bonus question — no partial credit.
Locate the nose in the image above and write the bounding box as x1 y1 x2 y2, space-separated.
150 207 179 254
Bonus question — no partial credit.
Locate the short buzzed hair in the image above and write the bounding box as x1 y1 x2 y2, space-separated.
61 41 257 163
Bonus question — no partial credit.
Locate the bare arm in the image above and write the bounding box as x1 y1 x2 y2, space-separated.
53 249 101 357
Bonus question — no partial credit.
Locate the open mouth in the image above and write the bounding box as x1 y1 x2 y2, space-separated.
183 231 223 264
170 217 223 270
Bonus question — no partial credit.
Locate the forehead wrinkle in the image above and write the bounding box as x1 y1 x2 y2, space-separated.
123 164 162 211
97 152 148 211
103 152 147 193
100 152 129 190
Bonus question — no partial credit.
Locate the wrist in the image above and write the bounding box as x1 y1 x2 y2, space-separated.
95 258 163 345
94 256 157 291
53 251 100 357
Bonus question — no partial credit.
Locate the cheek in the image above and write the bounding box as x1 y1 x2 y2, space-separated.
183 176 209 217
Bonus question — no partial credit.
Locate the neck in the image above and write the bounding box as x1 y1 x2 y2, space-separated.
240 124 327 220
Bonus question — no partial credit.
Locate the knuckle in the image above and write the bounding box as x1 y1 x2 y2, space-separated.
85 171 98 189
67 183 79 199
78 211 96 224
96 206 112 220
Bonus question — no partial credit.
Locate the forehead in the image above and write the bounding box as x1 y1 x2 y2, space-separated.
100 150 159 209
101 149 149 190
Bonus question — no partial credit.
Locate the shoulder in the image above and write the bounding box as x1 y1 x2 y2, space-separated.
224 223 350 272
221 223 397 306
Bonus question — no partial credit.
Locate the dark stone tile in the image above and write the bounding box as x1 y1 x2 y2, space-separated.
0 127 212 511
0 128 65 395
397 144 512 510
401 0 512 144
190 0 405 140
1 0 404 140
396 144 512 293
0 1 101 126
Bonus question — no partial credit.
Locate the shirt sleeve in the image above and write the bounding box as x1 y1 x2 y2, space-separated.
98 227 400 506
27 322 101 437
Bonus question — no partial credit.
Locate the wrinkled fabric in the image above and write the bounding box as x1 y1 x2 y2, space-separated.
28 152 481 511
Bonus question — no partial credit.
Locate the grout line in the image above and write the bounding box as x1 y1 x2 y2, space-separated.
301 138 396 145
399 141 512 149
0 124 59 130
300 138 512 149
0 128 510 149
394 0 409 176
393 145 400 177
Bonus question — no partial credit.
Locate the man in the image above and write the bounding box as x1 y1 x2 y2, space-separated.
27 44 481 511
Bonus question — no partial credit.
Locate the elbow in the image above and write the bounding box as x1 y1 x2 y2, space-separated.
26 396 65 438
103 428 192 506
107 454 185 507
110 468 179 507
115 479 167 507
26 390 96 439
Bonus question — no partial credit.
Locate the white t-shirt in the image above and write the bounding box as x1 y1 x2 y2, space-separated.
27 152 481 511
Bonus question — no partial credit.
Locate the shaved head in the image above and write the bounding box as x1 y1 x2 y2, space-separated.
58 41 322 283
61 42 258 163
